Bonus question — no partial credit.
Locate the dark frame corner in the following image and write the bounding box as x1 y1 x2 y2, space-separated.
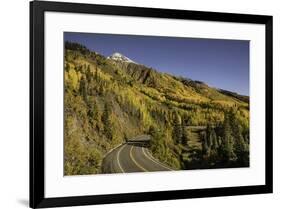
30 1 273 208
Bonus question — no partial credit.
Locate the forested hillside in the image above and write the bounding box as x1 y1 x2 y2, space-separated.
64 41 249 175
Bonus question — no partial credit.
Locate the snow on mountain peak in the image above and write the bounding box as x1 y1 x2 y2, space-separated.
107 52 136 63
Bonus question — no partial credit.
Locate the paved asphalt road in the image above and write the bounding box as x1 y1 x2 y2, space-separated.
102 143 173 173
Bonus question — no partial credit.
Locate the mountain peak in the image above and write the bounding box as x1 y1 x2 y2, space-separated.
107 52 136 63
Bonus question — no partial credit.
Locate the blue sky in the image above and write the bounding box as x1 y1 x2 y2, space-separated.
64 32 249 95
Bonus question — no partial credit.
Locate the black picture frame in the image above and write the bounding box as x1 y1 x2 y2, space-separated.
30 1 273 208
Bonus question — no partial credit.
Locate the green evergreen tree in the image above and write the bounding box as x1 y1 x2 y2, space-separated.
172 113 183 144
210 129 218 150
234 134 248 166
219 112 235 163
101 103 113 140
79 75 88 101
182 127 189 146
229 109 249 166
94 65 99 82
206 125 213 149
87 99 100 128
201 131 209 156
232 122 249 166
208 128 218 161
86 65 92 82
98 81 105 96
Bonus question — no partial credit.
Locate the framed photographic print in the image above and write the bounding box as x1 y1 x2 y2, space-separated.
30 0 273 208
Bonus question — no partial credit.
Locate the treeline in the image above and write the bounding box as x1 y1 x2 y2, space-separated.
65 41 91 55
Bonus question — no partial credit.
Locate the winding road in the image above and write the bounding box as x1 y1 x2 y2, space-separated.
102 136 173 173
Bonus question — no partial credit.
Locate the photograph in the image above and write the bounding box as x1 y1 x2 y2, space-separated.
29 2 273 207
63 32 250 176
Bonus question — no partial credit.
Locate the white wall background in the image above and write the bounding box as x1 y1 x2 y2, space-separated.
0 0 280 208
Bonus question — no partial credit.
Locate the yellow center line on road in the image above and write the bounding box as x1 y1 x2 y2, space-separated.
142 147 173 171
130 146 148 172
116 145 125 173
